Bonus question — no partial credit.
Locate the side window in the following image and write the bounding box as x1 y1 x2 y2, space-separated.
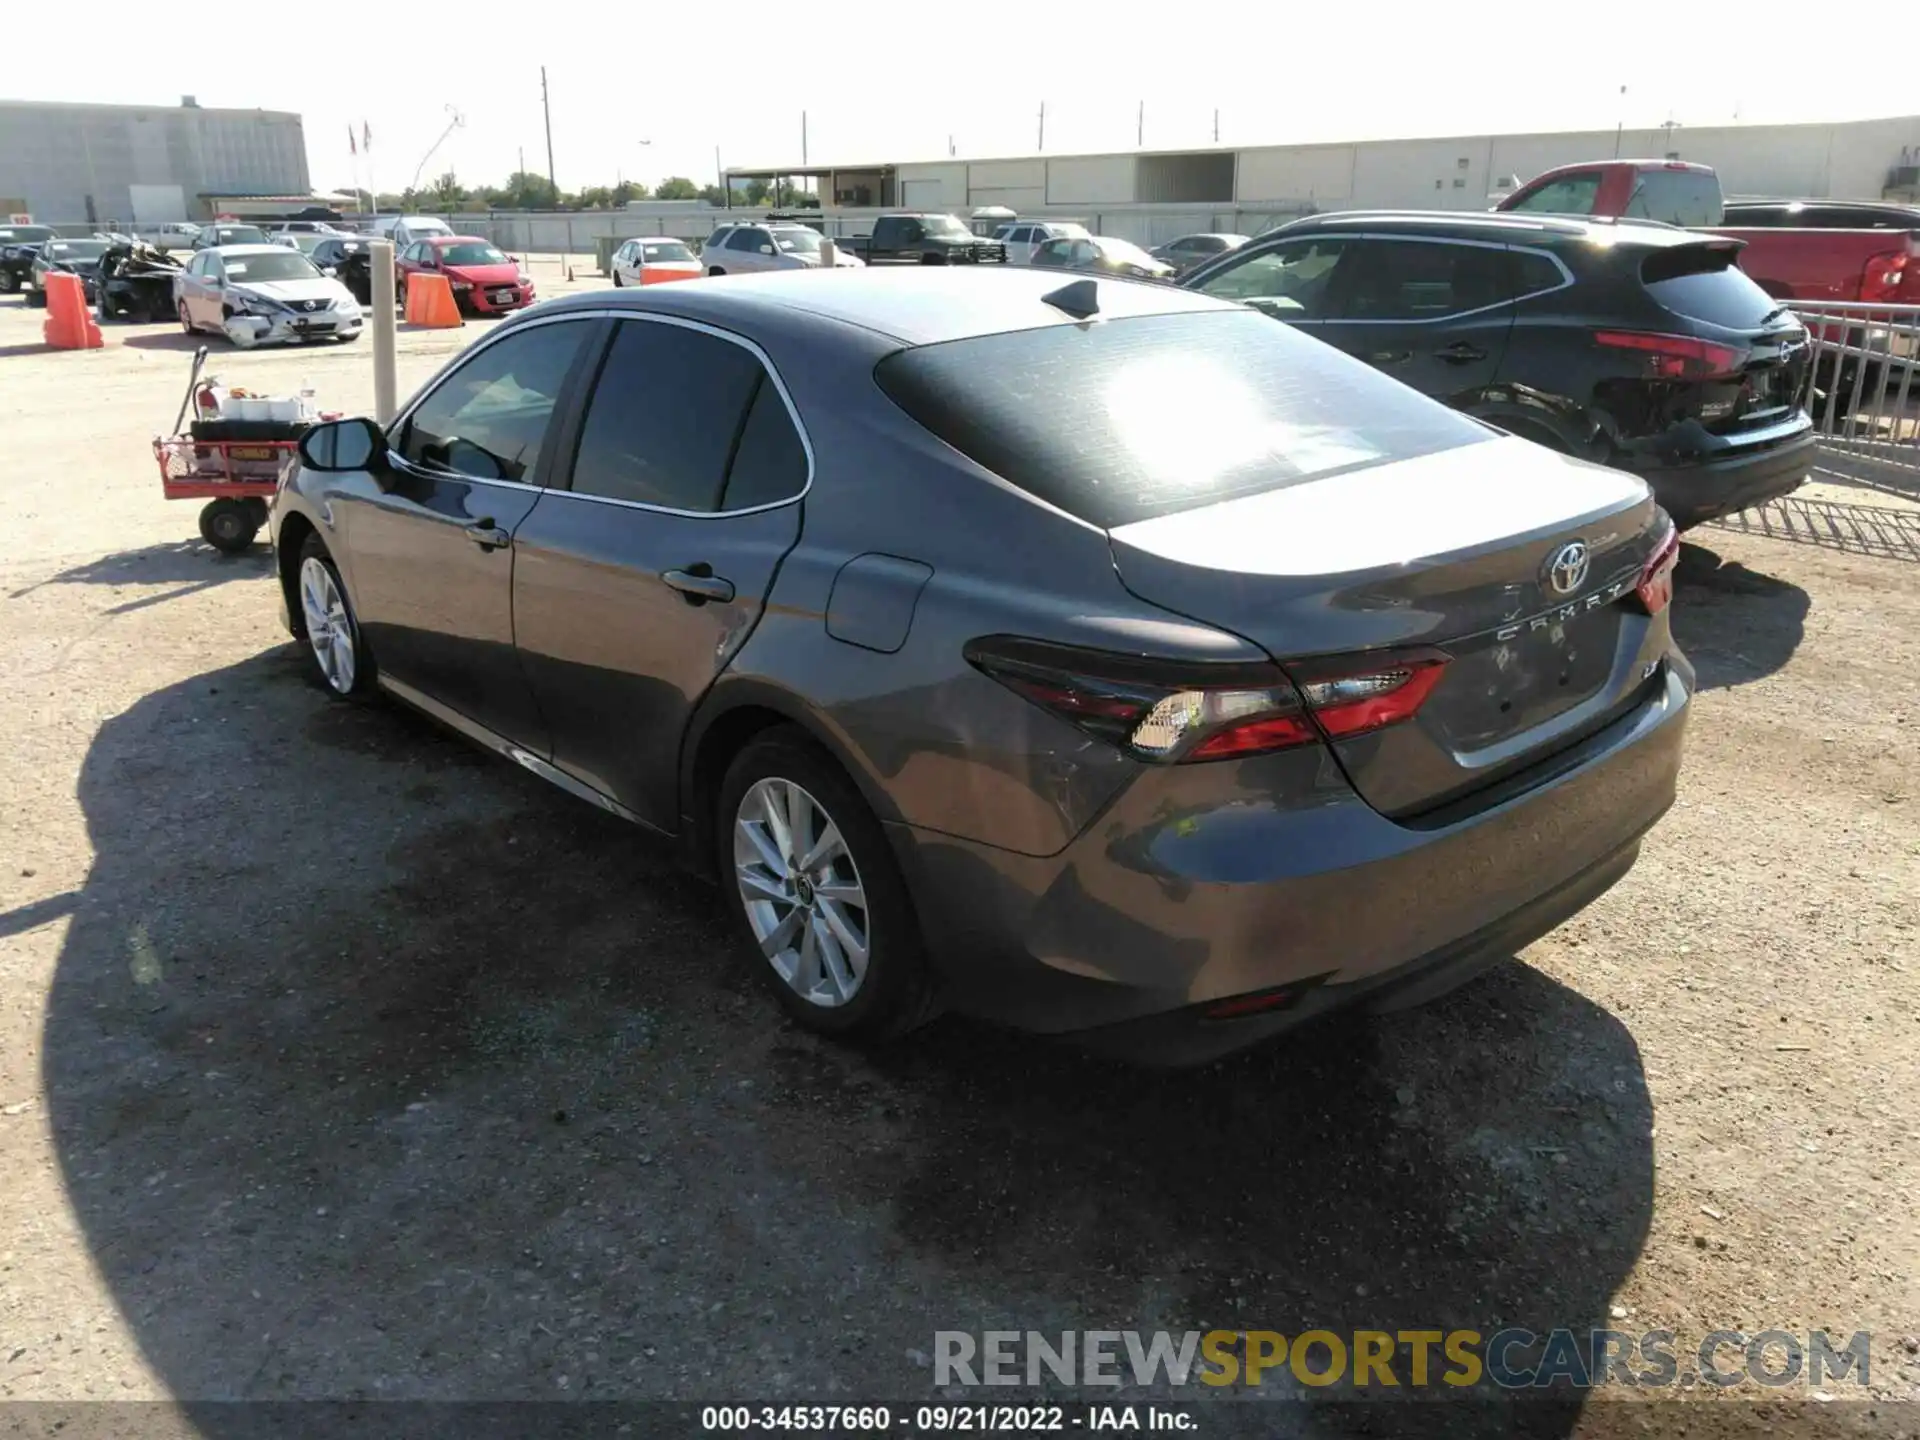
568 320 764 510
1509 249 1567 298
726 228 758 252
397 320 588 483
1506 172 1603 215
721 378 809 511
1336 240 1511 321
1191 238 1351 320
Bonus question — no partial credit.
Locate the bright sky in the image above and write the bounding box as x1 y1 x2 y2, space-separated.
10 5 1906 195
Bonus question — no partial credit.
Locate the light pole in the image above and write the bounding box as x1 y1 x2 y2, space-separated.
408 105 466 201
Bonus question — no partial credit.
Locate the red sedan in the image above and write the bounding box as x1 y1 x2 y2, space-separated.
395 236 536 315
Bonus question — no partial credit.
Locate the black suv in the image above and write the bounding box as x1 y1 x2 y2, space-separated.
1180 212 1817 529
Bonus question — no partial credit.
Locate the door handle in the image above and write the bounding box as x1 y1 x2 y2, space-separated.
464 519 511 550
1436 342 1488 364
661 565 735 604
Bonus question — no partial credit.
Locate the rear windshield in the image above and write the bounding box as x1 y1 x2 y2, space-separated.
1623 169 1723 227
643 240 694 261
1642 247 1777 329
875 309 1490 529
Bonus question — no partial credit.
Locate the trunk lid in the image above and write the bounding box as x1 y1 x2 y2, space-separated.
1108 437 1666 818
1637 240 1812 434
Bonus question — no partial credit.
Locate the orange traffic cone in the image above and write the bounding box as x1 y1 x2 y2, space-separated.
42 273 104 350
403 273 463 328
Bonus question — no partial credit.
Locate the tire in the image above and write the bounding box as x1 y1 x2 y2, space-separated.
708 266 725 277
178 299 196 335
25 286 45 309
198 498 261 553
716 729 934 1044
335 329 362 343
0 269 17 293
612 269 625 287
294 533 376 698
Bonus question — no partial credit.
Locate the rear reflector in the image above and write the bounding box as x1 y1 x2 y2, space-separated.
1634 522 1681 615
1203 987 1301 1021
965 637 1451 765
1594 329 1747 380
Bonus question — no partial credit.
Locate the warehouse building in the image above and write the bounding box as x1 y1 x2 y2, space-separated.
723 113 1920 247
0 97 310 227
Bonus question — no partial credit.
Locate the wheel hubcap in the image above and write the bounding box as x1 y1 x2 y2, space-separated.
733 777 869 1007
298 555 357 694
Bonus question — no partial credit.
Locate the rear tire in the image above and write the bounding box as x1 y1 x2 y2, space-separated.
708 266 725 276
178 300 196 335
716 729 935 1044
198 498 260 553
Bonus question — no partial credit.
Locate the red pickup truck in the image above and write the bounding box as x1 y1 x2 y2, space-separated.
1496 159 1920 305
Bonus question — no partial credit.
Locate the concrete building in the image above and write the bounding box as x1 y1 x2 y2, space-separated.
723 113 1920 247
0 97 310 226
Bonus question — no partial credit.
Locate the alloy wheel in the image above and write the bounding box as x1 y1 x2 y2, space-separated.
299 555 357 694
733 777 869 1007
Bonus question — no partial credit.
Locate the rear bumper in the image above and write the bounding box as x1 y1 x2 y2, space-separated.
896 662 1691 1065
1626 416 1817 529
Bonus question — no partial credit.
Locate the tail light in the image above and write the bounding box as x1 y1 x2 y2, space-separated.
1633 522 1681 615
1594 330 1747 380
1859 248 1910 304
964 637 1450 764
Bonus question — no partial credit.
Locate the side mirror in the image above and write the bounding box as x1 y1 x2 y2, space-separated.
322 266 338 277
299 416 388 474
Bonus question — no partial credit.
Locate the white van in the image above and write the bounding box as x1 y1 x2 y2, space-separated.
371 215 454 250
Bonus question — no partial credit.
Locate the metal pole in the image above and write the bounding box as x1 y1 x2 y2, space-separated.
542 67 558 202
1038 102 1045 152
1137 101 1144 148
370 238 397 425
1213 109 1219 143
802 111 808 167
717 146 729 209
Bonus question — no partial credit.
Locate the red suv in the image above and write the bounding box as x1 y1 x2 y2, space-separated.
395 236 535 315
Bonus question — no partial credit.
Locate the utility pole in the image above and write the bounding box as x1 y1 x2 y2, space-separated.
802 110 808 167
541 66 558 201
1613 84 1626 159
1213 108 1219 143
1137 101 1144 148
1660 111 1681 156
716 145 728 209
1037 101 1045 152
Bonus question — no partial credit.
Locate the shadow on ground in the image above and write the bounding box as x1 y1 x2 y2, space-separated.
43 650 1653 1432
1669 540 1811 691
1710 492 1920 564
9 540 272 612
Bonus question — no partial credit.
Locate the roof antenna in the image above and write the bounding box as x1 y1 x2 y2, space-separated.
1041 278 1100 319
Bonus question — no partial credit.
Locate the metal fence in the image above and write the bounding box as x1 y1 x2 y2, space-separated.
1787 300 1920 502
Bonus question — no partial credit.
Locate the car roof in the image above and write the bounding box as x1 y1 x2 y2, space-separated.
210 244 304 258
1277 209 1704 248
426 235 489 245
527 265 1236 346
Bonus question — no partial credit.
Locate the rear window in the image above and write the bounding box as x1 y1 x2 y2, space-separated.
1641 246 1777 329
1623 169 1723 227
874 309 1490 529
643 240 693 262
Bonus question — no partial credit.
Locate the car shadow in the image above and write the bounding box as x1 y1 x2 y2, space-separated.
44 649 1652 1429
1669 540 1810 691
9 540 272 608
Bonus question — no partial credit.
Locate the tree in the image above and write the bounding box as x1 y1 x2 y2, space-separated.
742 179 770 207
654 176 699 201
428 171 464 211
612 180 648 206
502 171 560 210
574 185 614 211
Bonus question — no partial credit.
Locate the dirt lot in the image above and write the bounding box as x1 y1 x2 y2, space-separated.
0 282 1916 1435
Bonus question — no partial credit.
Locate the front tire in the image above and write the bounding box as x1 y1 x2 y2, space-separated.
612 269 625 287
717 730 934 1043
178 299 196 335
295 534 376 698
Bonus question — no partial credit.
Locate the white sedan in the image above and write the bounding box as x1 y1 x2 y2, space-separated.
175 244 363 347
611 237 703 286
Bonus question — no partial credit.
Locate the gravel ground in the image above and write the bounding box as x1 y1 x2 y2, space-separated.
0 288 1915 1438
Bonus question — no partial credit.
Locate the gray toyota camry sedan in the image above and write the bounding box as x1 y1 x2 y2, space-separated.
273 266 1692 1065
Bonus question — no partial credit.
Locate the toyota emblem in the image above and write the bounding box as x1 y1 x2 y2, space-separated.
1547 541 1590 596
